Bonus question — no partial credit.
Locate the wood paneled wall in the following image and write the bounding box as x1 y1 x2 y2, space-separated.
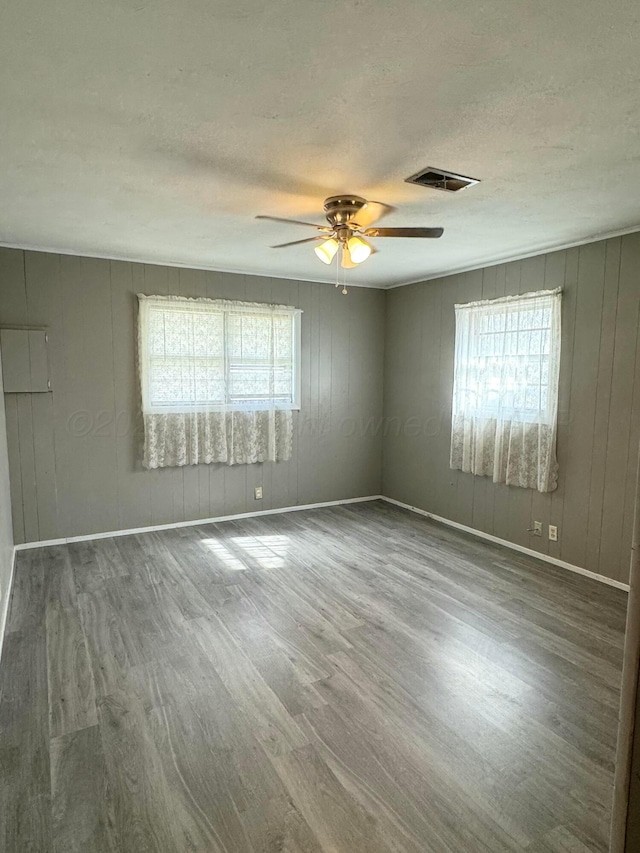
383 233 640 584
0 249 385 543
3 232 638 581
0 347 14 653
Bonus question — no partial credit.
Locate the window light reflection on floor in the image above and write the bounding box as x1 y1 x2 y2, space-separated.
200 539 245 570
201 535 290 570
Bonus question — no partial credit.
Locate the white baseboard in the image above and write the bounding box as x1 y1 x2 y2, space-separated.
11 492 629 593
0 546 17 666
381 495 630 592
14 495 384 550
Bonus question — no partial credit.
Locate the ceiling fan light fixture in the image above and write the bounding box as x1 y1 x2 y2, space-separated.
314 237 339 264
259 196 443 293
346 235 372 264
340 244 357 269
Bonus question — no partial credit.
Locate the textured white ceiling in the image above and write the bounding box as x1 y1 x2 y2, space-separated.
2 0 640 288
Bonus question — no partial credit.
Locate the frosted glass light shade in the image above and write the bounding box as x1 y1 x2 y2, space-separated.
314 238 339 264
346 235 372 264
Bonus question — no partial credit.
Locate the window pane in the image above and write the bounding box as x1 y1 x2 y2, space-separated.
149 357 225 406
141 299 298 411
452 291 559 424
226 311 294 404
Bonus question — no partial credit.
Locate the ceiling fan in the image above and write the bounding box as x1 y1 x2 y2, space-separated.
257 195 443 272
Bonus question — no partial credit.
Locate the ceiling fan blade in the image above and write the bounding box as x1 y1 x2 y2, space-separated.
363 227 444 238
349 201 395 229
256 215 330 230
270 236 325 249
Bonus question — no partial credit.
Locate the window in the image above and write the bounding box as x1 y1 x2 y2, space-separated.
452 289 560 425
138 295 301 414
450 289 562 492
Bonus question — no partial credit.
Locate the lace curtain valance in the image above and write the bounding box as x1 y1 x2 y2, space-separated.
450 289 562 492
137 294 301 469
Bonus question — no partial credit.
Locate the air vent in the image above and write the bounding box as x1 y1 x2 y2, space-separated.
405 167 480 192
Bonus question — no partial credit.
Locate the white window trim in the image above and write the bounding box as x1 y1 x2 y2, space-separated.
137 294 302 414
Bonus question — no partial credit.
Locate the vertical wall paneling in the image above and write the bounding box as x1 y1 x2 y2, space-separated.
383 231 640 584
599 236 640 581
16 396 38 543
60 255 91 537
110 261 150 532
560 241 607 569
0 249 384 543
330 286 350 501
0 346 14 656
4 396 24 543
295 278 316 507
586 239 622 574
619 236 640 582
0 249 27 324
23 253 59 540
85 257 120 537
315 283 335 503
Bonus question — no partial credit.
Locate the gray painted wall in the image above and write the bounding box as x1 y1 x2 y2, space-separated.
383 232 640 585
0 248 385 543
0 348 14 652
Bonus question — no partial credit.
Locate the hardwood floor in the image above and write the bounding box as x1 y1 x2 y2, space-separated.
0 500 627 852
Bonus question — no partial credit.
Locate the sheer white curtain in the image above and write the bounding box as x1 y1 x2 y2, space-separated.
450 288 562 492
137 295 300 469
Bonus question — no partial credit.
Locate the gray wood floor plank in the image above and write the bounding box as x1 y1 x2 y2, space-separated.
313 653 554 849
144 700 250 852
0 500 627 852
50 724 119 853
213 594 328 717
97 688 198 853
5 548 46 635
239 793 324 853
46 599 98 738
77 589 132 699
68 539 129 594
525 824 596 852
269 743 397 853
0 626 52 852
187 613 309 757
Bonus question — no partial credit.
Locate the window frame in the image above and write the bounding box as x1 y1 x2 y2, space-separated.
138 295 302 415
451 288 561 427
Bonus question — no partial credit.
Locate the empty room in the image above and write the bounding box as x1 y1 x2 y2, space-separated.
2 1 640 852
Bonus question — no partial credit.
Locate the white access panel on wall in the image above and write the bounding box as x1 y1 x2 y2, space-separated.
0 329 50 393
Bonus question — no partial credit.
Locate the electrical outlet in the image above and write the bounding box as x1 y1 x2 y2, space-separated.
529 521 543 537
549 524 558 542
254 486 263 500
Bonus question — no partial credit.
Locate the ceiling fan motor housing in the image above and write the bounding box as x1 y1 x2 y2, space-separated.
323 195 367 228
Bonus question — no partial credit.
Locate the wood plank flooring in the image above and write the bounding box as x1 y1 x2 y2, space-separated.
0 500 627 852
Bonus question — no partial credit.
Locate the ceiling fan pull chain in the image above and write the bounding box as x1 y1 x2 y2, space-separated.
341 246 347 294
